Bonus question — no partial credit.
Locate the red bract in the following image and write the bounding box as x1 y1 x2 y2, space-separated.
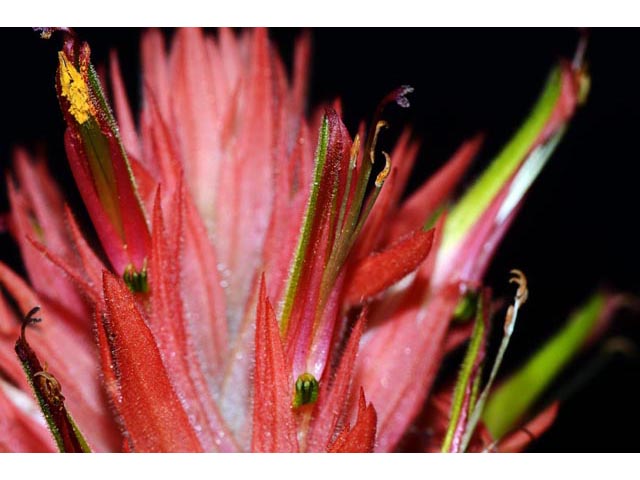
0 28 611 452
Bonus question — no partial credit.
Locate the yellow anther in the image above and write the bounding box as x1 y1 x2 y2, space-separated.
375 151 391 187
369 120 388 164
349 134 361 169
505 269 528 334
58 51 94 125
509 269 529 304
577 69 590 106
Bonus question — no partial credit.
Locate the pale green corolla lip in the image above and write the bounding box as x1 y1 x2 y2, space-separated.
440 66 563 254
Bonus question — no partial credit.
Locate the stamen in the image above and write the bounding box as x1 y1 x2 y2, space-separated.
459 270 529 452
505 269 528 335
334 135 360 244
375 152 391 188
369 121 388 164
509 269 528 302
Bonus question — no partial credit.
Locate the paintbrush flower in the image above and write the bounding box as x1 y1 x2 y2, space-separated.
0 28 616 452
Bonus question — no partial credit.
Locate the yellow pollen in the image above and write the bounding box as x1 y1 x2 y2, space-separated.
58 51 94 125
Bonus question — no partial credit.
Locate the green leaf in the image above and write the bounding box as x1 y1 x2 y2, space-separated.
482 293 607 440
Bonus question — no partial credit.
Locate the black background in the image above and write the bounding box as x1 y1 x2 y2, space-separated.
1 28 638 452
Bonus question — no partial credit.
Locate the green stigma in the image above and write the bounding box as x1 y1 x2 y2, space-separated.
292 373 319 408
123 263 149 294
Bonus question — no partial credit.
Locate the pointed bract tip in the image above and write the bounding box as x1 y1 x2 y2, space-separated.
327 387 377 452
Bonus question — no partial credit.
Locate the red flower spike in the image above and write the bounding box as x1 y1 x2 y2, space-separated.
2 29 612 453
344 228 435 306
252 275 298 452
100 272 203 452
327 388 377 453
